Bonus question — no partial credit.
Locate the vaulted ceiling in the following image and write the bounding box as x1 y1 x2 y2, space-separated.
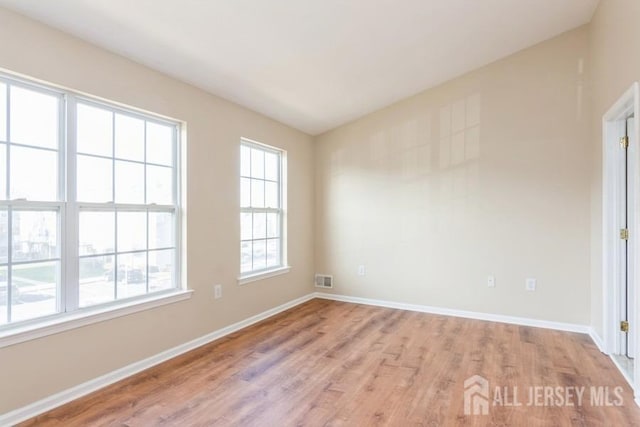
0 0 599 135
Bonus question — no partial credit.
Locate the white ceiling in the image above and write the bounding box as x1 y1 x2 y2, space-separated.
0 0 599 135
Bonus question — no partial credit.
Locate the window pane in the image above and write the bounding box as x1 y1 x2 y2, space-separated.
77 155 113 202
0 83 6 142
0 210 6 264
251 179 264 208
251 149 264 179
240 145 250 177
10 146 57 201
0 267 8 325
267 239 280 267
80 211 115 256
77 103 113 157
115 114 144 161
12 210 58 262
117 211 146 252
9 86 58 149
252 240 266 270
116 252 146 299
267 213 279 238
79 255 114 307
240 242 252 273
240 143 283 276
265 152 278 181
0 143 6 200
240 213 252 241
147 165 173 205
11 261 58 322
115 160 144 204
149 211 173 249
240 177 250 208
265 181 278 208
146 122 173 166
253 212 266 239
149 249 173 291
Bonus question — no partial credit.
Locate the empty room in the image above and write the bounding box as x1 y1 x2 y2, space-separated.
1 0 640 425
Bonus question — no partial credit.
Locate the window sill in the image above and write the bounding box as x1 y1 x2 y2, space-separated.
238 266 291 285
0 289 193 349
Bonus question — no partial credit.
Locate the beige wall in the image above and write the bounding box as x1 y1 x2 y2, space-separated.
0 8 314 413
315 26 592 324
589 0 640 338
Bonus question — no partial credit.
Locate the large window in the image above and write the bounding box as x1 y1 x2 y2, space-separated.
0 75 181 327
240 139 284 277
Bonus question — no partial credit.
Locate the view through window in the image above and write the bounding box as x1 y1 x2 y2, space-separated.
0 76 180 326
240 139 284 276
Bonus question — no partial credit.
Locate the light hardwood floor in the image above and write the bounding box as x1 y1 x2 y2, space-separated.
21 299 640 426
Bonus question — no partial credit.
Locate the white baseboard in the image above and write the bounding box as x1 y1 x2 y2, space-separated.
0 292 316 427
588 328 606 353
314 292 591 334
0 291 606 425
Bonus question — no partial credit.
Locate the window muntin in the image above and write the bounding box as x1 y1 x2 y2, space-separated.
75 100 178 309
240 140 283 276
0 74 181 327
0 80 62 326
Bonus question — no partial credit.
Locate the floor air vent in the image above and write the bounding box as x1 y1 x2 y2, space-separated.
315 274 333 289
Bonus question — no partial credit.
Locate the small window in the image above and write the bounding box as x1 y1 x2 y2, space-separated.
240 139 285 277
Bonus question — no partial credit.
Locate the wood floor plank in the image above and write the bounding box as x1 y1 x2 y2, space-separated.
18 299 640 426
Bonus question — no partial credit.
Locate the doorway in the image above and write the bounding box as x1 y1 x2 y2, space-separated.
614 117 635 376
603 83 640 400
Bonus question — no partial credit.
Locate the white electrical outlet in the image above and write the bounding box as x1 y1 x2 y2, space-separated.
526 278 536 291
214 284 222 299
358 265 366 276
487 275 495 288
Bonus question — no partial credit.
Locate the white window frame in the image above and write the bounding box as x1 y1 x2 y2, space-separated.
0 78 66 324
238 138 289 285
0 71 189 347
69 97 182 309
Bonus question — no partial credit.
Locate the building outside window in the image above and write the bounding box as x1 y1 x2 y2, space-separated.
0 74 181 327
240 138 285 278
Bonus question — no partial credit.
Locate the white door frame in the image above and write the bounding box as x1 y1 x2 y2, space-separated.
602 82 640 399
